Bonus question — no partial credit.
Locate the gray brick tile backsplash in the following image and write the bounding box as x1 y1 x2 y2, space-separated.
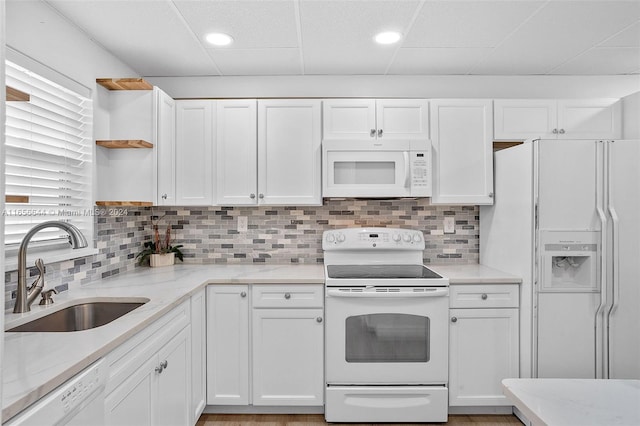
4 199 478 310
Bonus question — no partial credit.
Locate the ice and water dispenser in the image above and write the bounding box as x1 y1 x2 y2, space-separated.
540 231 599 292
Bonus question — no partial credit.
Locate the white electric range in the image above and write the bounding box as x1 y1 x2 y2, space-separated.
323 227 449 423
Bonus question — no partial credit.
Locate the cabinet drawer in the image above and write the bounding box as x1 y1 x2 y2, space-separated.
449 284 519 308
252 284 323 308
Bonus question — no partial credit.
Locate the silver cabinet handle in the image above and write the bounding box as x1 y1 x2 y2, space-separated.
161 360 168 369
552 128 558 134
451 317 457 323
481 293 488 300
370 129 376 137
258 193 264 199
378 129 383 137
240 291 247 298
250 193 256 199
559 129 565 134
284 293 291 299
489 192 494 198
161 193 167 200
316 317 323 323
155 365 163 374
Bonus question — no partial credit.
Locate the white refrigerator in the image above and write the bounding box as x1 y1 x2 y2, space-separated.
480 139 639 380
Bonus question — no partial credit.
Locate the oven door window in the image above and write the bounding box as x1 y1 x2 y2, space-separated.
345 314 430 363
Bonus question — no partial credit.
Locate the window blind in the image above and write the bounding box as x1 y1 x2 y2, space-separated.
4 61 93 247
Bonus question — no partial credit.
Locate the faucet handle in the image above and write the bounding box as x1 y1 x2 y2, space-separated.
34 258 45 275
39 288 57 306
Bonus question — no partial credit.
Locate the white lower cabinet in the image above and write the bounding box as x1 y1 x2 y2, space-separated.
190 289 207 423
104 301 192 426
448 284 519 407
206 284 324 408
252 308 324 405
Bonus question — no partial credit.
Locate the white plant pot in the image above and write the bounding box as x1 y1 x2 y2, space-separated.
150 253 175 268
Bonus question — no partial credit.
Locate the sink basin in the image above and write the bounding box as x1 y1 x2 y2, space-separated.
7 299 149 332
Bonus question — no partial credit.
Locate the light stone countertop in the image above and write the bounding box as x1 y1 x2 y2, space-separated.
502 378 640 425
2 262 519 420
430 264 522 284
2 264 324 421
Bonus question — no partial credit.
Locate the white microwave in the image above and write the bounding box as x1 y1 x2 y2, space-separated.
322 140 432 198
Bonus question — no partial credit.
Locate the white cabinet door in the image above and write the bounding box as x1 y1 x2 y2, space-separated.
105 356 155 426
258 100 322 205
215 100 258 205
494 99 557 140
557 99 621 139
156 327 190 426
175 100 214 205
376 99 429 140
155 88 176 205
449 308 519 406
190 289 206 423
252 308 324 406
206 285 250 405
494 98 621 141
322 99 376 140
430 99 494 205
323 99 429 141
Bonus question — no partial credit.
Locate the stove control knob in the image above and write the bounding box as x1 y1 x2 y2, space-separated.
402 233 411 242
392 233 401 242
325 233 335 243
413 233 422 242
337 233 346 243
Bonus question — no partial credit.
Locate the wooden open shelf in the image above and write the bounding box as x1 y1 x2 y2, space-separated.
96 201 153 207
6 86 30 102
493 141 524 152
97 78 153 91
96 140 153 149
5 195 29 203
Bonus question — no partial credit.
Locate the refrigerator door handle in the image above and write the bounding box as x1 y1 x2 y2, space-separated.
594 140 608 379
606 141 620 320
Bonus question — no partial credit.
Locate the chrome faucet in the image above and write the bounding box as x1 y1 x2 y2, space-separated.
14 221 88 313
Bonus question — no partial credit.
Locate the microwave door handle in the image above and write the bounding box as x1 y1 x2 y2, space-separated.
403 151 411 188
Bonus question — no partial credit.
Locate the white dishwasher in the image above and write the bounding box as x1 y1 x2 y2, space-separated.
6 360 107 426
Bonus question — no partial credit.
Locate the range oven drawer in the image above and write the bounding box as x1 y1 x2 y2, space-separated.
449 284 519 308
325 386 448 423
251 284 323 308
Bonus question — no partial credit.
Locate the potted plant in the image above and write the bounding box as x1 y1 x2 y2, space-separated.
136 216 184 267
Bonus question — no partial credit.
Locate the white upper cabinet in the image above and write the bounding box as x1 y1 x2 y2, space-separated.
430 99 494 205
494 99 621 140
258 100 322 205
215 99 322 206
323 99 429 140
175 100 215 205
155 88 176 205
216 100 258 206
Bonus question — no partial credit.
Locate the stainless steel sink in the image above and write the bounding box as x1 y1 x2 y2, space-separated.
7 299 149 332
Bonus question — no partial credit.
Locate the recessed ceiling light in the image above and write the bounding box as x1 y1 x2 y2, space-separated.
205 32 234 46
374 31 402 45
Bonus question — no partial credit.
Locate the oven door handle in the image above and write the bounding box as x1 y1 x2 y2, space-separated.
326 288 448 298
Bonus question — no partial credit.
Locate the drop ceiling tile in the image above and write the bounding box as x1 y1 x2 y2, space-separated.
471 1 640 74
599 21 640 47
550 47 640 75
173 0 299 49
388 48 492 74
207 48 303 76
299 0 420 75
404 1 544 48
47 0 218 76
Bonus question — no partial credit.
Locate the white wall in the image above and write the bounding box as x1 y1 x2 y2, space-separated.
5 0 140 142
622 91 640 139
147 74 640 100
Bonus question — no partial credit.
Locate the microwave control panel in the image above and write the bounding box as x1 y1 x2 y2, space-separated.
410 150 431 196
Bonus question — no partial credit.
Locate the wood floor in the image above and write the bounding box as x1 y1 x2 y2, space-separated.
197 414 523 426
